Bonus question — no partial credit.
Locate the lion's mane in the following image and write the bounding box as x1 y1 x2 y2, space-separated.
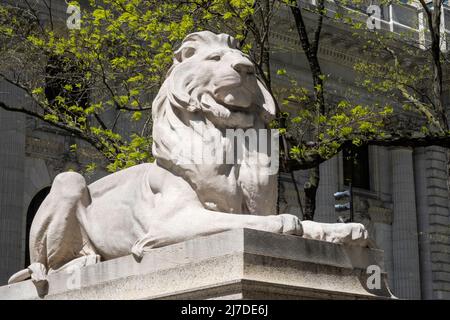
151 31 278 215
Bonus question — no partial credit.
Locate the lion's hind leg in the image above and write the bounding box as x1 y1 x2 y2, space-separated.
16 172 99 288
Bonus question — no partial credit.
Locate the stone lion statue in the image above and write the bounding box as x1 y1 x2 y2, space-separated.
9 31 368 286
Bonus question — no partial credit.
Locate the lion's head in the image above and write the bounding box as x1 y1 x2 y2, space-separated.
153 31 276 128
152 31 278 214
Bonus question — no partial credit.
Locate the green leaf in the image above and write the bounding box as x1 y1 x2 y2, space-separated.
132 111 142 121
32 87 44 95
223 12 233 20
44 114 59 123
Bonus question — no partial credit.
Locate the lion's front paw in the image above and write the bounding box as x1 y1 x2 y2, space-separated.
302 221 369 246
278 214 303 236
322 222 369 246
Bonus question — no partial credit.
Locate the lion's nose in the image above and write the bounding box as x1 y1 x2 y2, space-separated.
232 59 255 75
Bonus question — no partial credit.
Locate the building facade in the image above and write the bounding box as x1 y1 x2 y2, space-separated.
0 0 449 299
274 0 450 299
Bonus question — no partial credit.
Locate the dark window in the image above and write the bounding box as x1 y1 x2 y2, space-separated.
343 145 370 190
25 187 51 267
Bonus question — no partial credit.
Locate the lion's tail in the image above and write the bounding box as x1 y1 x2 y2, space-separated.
8 268 31 284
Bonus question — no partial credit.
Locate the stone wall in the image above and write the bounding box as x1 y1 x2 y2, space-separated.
0 81 26 284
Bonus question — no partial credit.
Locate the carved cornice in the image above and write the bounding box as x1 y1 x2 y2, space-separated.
269 31 364 69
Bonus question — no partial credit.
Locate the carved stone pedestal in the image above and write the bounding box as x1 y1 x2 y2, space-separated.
0 229 394 300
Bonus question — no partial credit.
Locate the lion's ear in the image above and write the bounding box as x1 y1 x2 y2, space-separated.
174 46 196 64
257 79 276 123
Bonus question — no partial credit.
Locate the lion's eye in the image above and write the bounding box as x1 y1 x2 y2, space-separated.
207 54 221 61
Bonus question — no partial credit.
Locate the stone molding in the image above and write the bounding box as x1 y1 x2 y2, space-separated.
368 207 393 225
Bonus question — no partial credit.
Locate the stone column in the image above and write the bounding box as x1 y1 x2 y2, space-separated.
414 146 450 299
315 155 339 223
391 147 421 299
414 147 433 299
370 146 394 289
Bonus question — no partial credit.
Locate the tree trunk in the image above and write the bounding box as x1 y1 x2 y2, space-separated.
290 0 325 220
303 166 319 220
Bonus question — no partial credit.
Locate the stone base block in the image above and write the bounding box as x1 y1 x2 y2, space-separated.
0 229 395 300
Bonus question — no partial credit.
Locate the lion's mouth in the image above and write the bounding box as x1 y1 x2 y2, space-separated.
221 102 251 112
214 82 255 108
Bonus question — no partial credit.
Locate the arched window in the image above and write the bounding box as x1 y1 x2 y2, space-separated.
25 187 51 267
